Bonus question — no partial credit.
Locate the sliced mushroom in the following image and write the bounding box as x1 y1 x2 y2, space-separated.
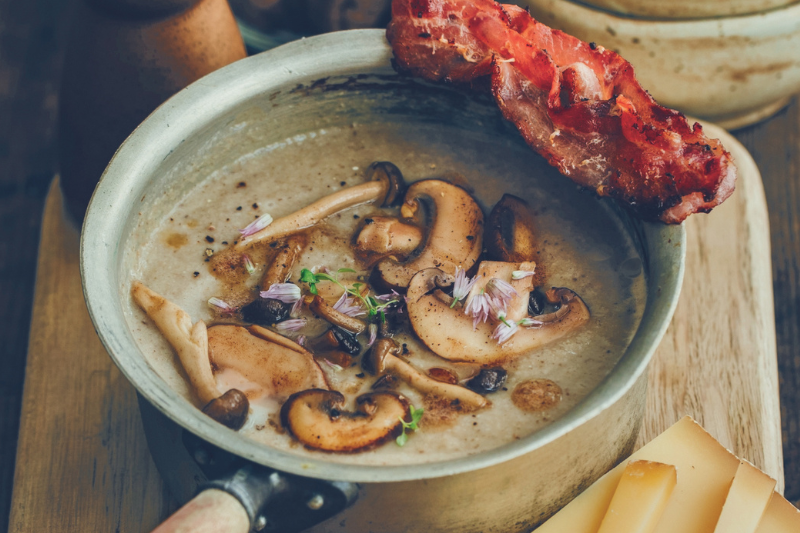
207 325 328 398
261 234 307 289
201 389 250 430
280 389 409 452
131 281 220 404
466 261 536 322
373 179 484 291
354 216 424 262
307 295 367 334
235 162 405 249
406 268 590 366
363 339 487 411
485 194 537 262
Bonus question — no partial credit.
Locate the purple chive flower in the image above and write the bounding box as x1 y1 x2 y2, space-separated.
518 317 544 328
464 291 501 329
239 213 273 237
297 335 307 347
487 278 518 301
207 297 237 314
491 320 518 344
511 270 536 280
290 297 303 318
376 290 401 301
274 318 306 332
367 323 378 347
323 359 343 372
260 283 301 304
451 268 480 308
333 293 366 317
243 254 255 274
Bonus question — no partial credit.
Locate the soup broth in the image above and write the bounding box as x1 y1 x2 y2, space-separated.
124 121 646 466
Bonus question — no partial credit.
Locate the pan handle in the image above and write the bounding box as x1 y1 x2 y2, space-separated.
152 489 250 533
151 462 359 533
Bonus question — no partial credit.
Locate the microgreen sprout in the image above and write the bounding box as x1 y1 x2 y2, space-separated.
396 405 424 447
300 267 400 323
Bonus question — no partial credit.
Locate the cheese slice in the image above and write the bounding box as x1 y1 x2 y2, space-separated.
597 460 677 533
755 492 800 533
713 460 777 533
534 417 741 533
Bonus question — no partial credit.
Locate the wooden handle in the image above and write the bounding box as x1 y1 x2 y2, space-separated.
152 489 251 533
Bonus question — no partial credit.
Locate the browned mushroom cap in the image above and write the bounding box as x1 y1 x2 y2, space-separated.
280 389 409 452
208 325 328 398
201 389 250 430
261 234 307 289
307 295 367 334
131 281 220 404
485 194 537 262
373 180 484 291
235 163 405 250
406 268 590 366
363 339 487 411
354 216 424 262
368 161 406 207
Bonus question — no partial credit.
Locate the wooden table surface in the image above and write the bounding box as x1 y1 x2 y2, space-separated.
0 0 799 530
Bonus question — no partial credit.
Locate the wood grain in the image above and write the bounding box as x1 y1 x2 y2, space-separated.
637 124 784 491
8 150 782 530
7 183 177 532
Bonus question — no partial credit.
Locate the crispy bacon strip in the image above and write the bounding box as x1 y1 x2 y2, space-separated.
386 0 736 223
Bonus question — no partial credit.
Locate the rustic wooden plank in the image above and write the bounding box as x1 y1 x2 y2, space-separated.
638 123 784 492
7 181 177 532
733 97 800 506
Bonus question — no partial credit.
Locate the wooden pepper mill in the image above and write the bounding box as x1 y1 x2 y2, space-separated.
59 0 247 221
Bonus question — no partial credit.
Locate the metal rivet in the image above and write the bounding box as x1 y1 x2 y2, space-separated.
306 494 325 510
253 515 267 531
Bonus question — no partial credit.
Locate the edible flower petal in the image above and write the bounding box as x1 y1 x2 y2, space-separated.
243 254 255 274
260 283 302 304
290 297 303 318
239 213 273 237
518 317 544 328
207 297 237 314
333 292 366 317
367 323 378 347
486 278 518 301
491 320 518 344
451 267 480 308
511 270 535 280
274 318 307 332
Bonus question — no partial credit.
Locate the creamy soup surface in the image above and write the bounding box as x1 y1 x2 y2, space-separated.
124 121 646 466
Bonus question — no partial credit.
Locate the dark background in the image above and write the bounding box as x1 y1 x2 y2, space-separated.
1 0 798 530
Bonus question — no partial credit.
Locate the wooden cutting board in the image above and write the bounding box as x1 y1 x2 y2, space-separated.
7 124 782 532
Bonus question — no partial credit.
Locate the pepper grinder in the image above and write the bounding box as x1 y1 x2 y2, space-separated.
59 0 247 221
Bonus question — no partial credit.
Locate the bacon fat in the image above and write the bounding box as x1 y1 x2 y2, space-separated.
386 0 736 223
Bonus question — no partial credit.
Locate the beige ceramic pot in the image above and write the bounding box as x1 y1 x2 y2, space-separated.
81 30 685 533
521 0 800 129
572 0 798 19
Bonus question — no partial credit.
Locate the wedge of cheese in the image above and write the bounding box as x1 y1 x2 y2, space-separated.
597 460 677 533
755 492 800 533
535 417 740 533
713 460 776 533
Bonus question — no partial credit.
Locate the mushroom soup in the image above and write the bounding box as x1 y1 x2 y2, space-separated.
125 121 646 465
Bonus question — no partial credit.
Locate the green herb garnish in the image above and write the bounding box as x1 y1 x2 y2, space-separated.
396 405 423 447
299 267 399 320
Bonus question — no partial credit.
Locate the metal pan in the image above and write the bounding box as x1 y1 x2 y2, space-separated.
80 29 685 533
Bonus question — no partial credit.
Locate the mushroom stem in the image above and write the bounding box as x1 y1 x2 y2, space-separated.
307 295 367 334
131 281 219 404
261 234 307 289
366 339 487 411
